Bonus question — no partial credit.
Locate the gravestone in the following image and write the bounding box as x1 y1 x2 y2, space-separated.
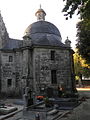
23 87 33 110
46 87 58 98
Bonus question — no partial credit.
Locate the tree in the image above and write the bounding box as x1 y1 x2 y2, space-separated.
62 0 90 64
74 50 83 82
62 0 90 19
74 50 90 80
76 20 90 64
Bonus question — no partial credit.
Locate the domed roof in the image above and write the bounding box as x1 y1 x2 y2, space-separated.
23 8 67 48
24 21 61 37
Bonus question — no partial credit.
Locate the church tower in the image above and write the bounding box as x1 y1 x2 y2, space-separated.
0 12 9 48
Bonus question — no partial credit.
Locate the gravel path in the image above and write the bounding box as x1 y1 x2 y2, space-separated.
60 90 90 120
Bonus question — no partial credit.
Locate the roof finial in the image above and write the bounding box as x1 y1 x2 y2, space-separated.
67 36 68 39
35 6 46 21
65 36 71 47
40 4 41 9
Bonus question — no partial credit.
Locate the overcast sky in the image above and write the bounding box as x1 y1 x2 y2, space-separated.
0 0 79 49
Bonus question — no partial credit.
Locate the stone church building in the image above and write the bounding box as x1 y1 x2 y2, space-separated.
0 7 76 96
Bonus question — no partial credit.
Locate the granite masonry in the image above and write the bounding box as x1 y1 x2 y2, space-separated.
0 7 76 96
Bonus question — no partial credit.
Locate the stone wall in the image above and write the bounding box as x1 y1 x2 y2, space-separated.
33 47 73 94
0 47 75 96
1 51 23 96
22 49 33 89
1 52 16 94
14 51 23 95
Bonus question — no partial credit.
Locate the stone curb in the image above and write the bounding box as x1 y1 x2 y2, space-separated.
53 111 71 120
0 108 23 120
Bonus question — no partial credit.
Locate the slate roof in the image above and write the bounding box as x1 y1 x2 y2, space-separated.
1 20 69 50
29 33 67 47
3 38 23 50
23 21 67 48
24 21 61 37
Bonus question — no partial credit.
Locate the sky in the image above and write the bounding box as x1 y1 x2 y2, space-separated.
0 0 79 49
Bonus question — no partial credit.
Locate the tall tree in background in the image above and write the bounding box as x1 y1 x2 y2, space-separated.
76 20 90 64
62 0 90 64
62 0 90 19
74 50 90 80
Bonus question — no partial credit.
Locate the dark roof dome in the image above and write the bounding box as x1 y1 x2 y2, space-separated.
23 7 67 47
24 21 61 37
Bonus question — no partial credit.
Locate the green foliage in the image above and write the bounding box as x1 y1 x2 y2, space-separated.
62 0 90 19
62 0 90 64
44 97 51 107
74 50 90 79
76 20 90 64
82 67 90 78
74 50 82 79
